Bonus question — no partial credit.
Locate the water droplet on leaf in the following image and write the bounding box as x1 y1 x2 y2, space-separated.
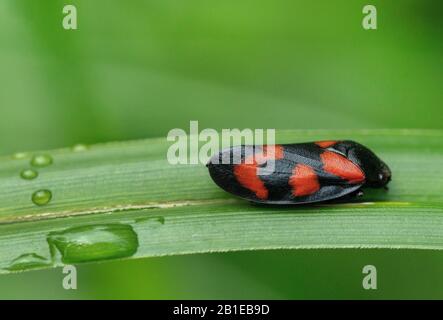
32 189 52 206
135 216 165 225
13 152 28 160
72 144 88 152
5 253 51 271
20 169 38 180
31 154 53 167
47 224 139 264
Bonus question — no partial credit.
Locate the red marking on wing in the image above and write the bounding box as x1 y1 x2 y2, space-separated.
234 145 284 200
234 163 268 199
289 164 320 197
320 151 365 184
315 140 337 148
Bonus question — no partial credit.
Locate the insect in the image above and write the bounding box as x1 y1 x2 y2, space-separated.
206 140 391 204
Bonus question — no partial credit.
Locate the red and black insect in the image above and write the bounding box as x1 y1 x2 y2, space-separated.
207 140 391 204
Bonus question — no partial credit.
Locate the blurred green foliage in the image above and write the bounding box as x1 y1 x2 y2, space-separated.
0 0 442 299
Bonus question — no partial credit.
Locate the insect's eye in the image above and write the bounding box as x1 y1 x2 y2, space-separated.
378 173 384 181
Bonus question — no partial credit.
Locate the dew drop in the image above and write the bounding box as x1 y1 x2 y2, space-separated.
5 253 52 271
72 144 88 152
47 224 139 264
32 189 52 206
31 154 53 167
20 169 38 180
135 216 165 225
13 152 28 160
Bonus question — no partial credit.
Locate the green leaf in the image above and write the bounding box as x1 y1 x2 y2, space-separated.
0 129 442 273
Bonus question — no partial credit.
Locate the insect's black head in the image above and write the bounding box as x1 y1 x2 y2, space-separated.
367 161 392 188
334 141 392 188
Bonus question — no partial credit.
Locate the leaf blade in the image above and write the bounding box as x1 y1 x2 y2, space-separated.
0 129 442 273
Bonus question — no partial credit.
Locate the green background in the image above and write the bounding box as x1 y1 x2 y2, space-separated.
0 0 442 299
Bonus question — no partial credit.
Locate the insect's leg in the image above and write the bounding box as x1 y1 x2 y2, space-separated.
327 188 364 204
352 189 365 198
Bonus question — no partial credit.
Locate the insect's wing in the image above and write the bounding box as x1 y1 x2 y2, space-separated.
257 144 364 204
207 145 262 200
260 180 363 205
207 144 365 205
